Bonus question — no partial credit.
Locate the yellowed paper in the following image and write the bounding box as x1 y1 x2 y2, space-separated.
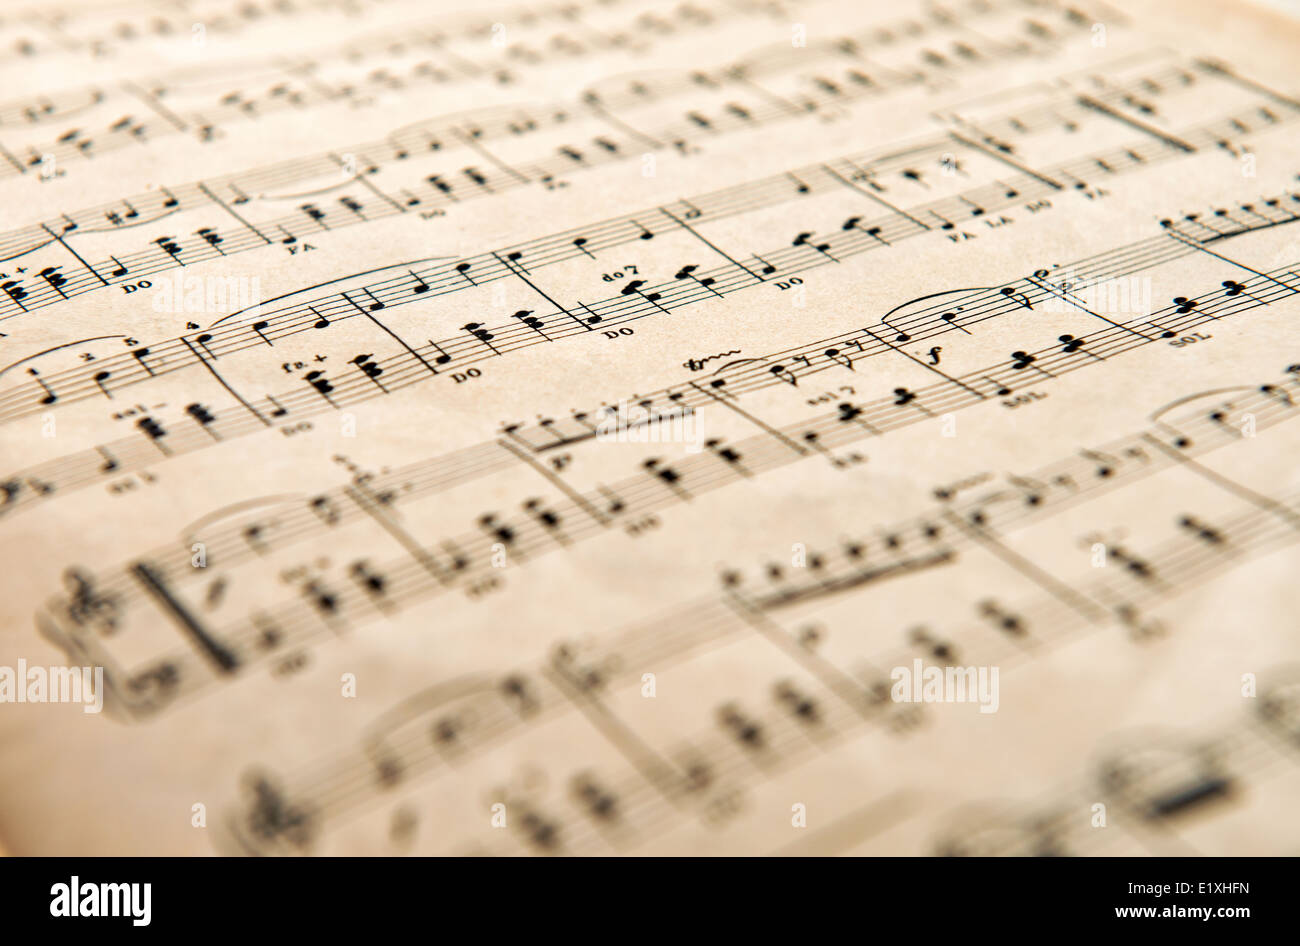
0 0 1298 855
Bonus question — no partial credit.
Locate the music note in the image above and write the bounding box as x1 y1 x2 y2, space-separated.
300 204 328 228
153 236 184 264
38 267 68 298
462 322 500 354
28 368 57 405
304 370 335 404
197 227 225 254
793 231 836 261
132 347 156 376
426 339 453 367
349 354 387 391
824 347 855 371
512 310 549 338
621 279 666 312
675 264 719 295
843 216 890 246
2 280 30 311
1221 279 1265 303
1000 286 1034 311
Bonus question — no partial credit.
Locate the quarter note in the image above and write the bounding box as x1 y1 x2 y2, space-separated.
28 368 57 404
197 227 225 254
940 310 972 334
477 512 518 550
512 310 549 338
842 216 890 246
881 314 911 342
309 495 340 526
982 375 1012 395
106 200 139 226
621 279 666 311
349 561 391 603
837 401 865 424
349 354 387 391
304 370 335 404
717 703 766 751
793 231 836 260
153 236 184 264
136 416 168 450
978 600 1027 637
186 403 218 432
1 280 28 311
504 250 528 274
705 439 748 475
37 266 68 297
131 347 155 376
643 457 690 499
300 204 328 228
462 322 500 354
675 264 719 295
1058 334 1101 360
1221 279 1264 303
522 499 568 544
426 339 453 367
999 286 1034 310
1178 515 1224 545
462 166 491 191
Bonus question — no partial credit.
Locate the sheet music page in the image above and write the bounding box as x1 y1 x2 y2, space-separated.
1 0 1298 857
